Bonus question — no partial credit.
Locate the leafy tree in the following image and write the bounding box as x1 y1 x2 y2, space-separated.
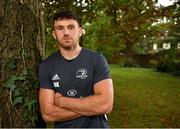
155 0 180 73
83 11 117 62
42 0 180 66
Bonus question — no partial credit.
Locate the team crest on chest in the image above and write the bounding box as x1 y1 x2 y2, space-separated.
76 68 88 79
67 89 77 97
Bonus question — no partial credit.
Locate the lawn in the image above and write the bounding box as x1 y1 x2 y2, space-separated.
108 65 180 128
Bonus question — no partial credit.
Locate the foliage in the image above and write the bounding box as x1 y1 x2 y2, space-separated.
42 0 180 73
151 1 180 74
2 64 39 127
83 11 118 62
156 49 180 74
123 57 139 67
104 0 162 57
1 56 40 126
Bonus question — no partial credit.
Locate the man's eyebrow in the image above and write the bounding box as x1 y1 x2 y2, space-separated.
55 25 63 28
55 24 75 27
67 24 75 27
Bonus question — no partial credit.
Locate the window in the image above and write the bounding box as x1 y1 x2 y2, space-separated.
163 43 170 49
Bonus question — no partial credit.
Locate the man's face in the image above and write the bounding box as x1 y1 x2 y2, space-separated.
52 19 82 50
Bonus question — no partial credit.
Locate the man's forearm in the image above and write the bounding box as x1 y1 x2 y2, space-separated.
41 104 82 122
55 94 109 116
54 79 113 116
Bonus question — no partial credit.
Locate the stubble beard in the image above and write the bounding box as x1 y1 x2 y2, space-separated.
60 41 79 51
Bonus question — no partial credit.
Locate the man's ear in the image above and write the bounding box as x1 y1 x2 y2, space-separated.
79 27 83 37
52 30 56 40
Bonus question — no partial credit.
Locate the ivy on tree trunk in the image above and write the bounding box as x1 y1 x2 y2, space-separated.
0 0 44 127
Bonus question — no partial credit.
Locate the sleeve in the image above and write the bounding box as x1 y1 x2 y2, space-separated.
38 62 54 90
93 53 111 85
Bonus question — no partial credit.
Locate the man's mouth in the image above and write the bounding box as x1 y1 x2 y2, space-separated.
63 37 71 40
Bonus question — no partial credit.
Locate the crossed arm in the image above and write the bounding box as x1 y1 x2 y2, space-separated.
39 79 114 122
39 88 81 122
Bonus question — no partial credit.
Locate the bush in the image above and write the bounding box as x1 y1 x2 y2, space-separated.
124 57 140 67
149 59 158 68
156 49 180 75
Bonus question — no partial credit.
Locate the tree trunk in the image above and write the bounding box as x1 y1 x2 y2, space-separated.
0 0 44 127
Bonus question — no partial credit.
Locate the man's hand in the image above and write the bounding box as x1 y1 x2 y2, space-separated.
55 92 63 107
55 92 63 98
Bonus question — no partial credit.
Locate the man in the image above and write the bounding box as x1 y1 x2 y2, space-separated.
38 10 114 128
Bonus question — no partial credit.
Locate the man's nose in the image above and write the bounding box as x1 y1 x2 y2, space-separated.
64 33 69 37
64 28 70 36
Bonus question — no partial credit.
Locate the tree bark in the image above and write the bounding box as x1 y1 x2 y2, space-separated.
0 0 44 127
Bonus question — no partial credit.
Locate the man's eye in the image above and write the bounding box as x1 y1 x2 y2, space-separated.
56 27 63 30
68 26 74 30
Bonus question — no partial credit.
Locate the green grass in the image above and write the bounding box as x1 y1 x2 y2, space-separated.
108 65 180 128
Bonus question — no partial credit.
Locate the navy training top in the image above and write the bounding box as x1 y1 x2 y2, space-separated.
38 48 111 128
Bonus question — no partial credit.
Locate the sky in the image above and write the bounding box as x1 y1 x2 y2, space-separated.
157 0 176 6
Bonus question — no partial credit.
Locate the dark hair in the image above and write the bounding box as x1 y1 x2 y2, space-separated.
53 10 81 27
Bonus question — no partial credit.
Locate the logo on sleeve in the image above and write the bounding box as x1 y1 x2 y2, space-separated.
52 74 60 81
76 68 88 79
52 74 60 87
53 82 60 87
